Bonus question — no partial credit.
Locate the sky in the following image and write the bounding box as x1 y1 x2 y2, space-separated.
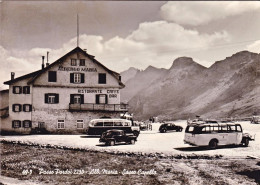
1 1 260 89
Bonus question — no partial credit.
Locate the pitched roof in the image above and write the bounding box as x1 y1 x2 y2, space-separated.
4 47 125 87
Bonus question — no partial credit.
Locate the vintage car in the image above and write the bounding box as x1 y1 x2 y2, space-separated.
99 129 137 146
159 122 183 133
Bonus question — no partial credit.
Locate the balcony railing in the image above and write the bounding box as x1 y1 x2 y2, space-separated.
69 103 128 112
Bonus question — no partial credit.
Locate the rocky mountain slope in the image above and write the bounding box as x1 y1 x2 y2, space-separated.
121 51 260 120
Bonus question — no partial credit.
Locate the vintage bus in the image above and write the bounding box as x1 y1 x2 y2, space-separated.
86 118 140 136
184 122 253 149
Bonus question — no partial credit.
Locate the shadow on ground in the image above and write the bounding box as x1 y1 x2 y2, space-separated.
175 145 244 152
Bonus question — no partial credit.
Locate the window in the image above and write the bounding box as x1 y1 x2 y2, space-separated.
98 73 106 84
23 86 30 94
74 73 81 83
70 73 85 83
96 94 108 104
57 120 65 129
13 86 22 94
77 120 84 129
23 104 32 112
94 122 103 127
114 121 123 126
79 59 85 66
104 122 113 126
38 122 45 128
23 120 32 128
12 104 22 112
12 120 21 128
48 71 57 82
71 59 77 66
45 93 59 104
70 94 84 104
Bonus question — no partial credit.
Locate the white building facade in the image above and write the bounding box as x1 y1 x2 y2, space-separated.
2 47 127 134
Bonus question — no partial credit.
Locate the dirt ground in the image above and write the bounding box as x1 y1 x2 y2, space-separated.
1 143 259 185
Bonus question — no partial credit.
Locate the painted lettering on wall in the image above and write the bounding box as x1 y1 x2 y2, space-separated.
58 66 97 72
107 90 119 94
78 89 103 93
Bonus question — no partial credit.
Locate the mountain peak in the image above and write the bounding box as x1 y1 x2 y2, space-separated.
170 57 206 70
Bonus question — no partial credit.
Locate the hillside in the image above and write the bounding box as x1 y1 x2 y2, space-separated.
121 51 260 120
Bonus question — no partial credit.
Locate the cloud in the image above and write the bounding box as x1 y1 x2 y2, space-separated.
246 40 260 53
1 19 231 88
160 2 260 26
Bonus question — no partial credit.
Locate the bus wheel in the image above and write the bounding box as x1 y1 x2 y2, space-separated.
109 140 115 146
178 128 183 132
209 140 218 149
244 138 249 147
130 139 135 145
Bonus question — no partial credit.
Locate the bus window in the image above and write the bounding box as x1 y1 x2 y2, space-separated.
185 126 194 133
236 125 242 132
95 122 103 127
114 121 123 126
211 126 219 133
104 122 113 126
124 122 130 126
220 126 228 133
201 126 211 133
228 125 236 132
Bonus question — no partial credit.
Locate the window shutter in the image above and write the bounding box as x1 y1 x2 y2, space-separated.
18 121 21 127
80 94 84 104
12 104 15 112
19 87 22 94
70 94 74 104
29 121 32 127
96 95 100 104
105 95 108 104
70 73 74 83
29 105 32 112
19 104 22 112
45 94 48 103
55 94 59 104
12 87 15 94
81 73 85 83
27 86 30 94
22 120 25 127
23 104 26 112
22 87 25 94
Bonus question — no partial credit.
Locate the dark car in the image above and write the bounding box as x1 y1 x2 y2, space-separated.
99 129 137 146
159 122 183 133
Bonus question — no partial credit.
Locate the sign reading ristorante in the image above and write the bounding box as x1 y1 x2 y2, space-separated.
58 66 97 72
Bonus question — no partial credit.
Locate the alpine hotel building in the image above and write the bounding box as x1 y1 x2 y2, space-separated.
1 47 127 134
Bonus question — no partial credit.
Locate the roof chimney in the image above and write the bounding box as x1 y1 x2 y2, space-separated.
46 51 50 66
11 72 15 80
42 56 45 69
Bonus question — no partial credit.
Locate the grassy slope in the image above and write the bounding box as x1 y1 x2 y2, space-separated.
1 143 260 185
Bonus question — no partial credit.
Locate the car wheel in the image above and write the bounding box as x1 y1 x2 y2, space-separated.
209 140 218 149
162 128 167 133
244 138 249 147
109 140 115 146
130 139 135 145
133 131 139 137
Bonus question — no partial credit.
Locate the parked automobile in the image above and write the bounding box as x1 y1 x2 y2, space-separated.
184 122 255 149
99 130 137 146
251 116 260 124
159 122 183 133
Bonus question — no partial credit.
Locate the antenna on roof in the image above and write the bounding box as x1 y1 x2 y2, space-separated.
77 14 79 47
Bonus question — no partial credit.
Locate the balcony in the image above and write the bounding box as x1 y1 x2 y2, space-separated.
69 103 128 112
